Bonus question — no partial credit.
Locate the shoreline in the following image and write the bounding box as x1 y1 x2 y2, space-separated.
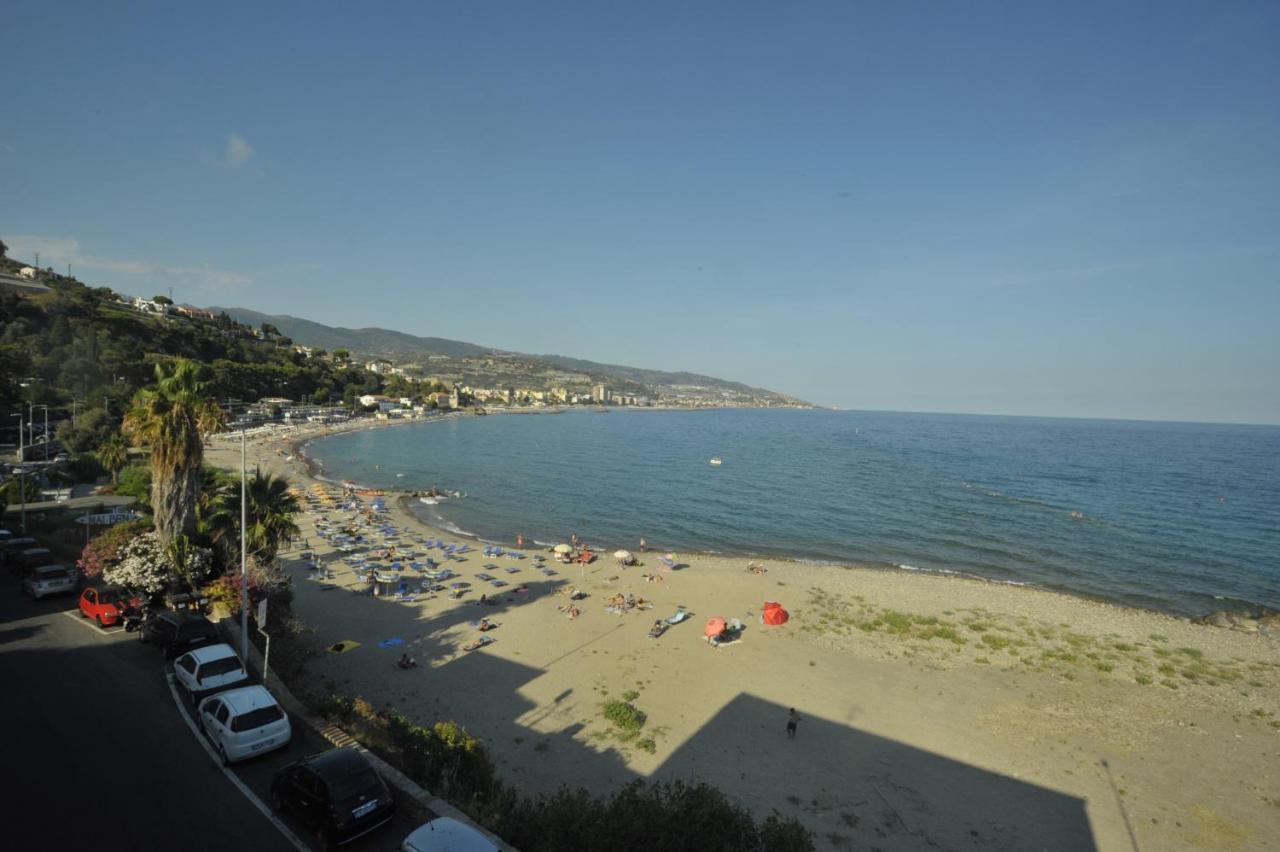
281 413 1275 623
204 423 1280 852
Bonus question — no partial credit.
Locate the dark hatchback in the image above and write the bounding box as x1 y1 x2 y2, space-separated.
271 748 395 850
141 611 220 659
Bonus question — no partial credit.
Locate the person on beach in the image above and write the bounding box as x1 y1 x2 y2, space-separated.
517 533 524 548
639 537 647 553
786 708 801 739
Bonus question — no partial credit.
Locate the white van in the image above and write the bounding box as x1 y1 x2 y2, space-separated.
173 643 250 701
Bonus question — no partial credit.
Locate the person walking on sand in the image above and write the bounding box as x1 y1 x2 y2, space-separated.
786 708 801 739
516 533 524 549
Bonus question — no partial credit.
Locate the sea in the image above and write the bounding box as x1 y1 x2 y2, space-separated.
304 409 1280 618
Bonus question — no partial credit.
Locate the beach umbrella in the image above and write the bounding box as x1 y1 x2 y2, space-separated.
614 549 633 560
554 543 573 554
704 617 727 638
762 601 790 626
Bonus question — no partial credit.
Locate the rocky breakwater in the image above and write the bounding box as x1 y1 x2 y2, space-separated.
1192 608 1280 634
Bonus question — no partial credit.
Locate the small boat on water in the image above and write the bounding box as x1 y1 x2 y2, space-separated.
420 498 439 505
709 457 723 466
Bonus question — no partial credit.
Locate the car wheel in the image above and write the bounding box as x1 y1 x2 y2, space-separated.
79 607 87 618
270 787 286 813
95 615 104 627
218 744 230 766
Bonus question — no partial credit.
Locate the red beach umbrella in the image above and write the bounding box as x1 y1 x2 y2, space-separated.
762 601 790 626
704 617 727 638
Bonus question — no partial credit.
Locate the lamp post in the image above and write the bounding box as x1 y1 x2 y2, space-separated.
240 426 249 660
9 414 25 533
35 405 48 461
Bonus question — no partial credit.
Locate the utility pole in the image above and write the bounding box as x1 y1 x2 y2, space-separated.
10 414 25 533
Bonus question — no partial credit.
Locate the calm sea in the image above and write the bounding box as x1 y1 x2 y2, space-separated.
306 409 1280 617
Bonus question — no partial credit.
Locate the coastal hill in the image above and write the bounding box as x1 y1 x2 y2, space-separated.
212 306 813 408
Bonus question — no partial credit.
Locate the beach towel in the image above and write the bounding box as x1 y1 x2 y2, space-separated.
328 640 361 654
647 624 667 639
462 636 495 652
377 638 405 649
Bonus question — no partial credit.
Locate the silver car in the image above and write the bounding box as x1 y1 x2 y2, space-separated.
23 564 79 599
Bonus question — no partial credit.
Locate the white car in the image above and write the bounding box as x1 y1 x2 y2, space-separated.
401 817 498 852
173 643 250 701
197 685 291 764
22 564 78 599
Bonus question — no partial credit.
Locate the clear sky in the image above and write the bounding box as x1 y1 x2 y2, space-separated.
3 1 1277 424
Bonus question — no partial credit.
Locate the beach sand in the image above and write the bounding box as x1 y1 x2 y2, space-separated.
207 422 1280 851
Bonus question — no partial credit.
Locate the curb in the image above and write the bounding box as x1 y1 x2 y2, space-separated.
215 618 517 851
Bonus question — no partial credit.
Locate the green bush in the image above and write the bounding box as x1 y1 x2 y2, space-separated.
602 700 647 734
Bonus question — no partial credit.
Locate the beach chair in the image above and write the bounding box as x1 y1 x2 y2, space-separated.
664 609 690 626
475 573 494 582
490 579 508 588
659 556 676 570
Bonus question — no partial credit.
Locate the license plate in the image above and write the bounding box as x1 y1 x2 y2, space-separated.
251 739 274 751
352 801 378 819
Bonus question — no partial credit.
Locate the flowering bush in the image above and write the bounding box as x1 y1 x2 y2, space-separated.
103 531 171 595
204 561 293 625
77 519 153 579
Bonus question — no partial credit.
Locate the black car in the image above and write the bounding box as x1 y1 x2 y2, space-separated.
140 611 219 659
271 748 395 850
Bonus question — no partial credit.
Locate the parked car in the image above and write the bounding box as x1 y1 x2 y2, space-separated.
78 585 140 626
173 643 250 701
270 749 395 850
401 818 498 852
11 547 53 574
141 610 219 659
196 685 291 764
1 537 39 572
22 563 78 599
0 528 12 545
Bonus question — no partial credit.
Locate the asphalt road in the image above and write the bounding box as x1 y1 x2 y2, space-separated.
0 581 421 851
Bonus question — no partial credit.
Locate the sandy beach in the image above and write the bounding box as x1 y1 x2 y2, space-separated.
207 421 1280 852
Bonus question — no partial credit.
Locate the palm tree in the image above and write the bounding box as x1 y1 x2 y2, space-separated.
214 469 300 567
122 359 225 548
96 433 129 484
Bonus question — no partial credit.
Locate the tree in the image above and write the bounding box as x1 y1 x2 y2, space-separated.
332 349 350 361
122 359 225 548
0 238 8 258
211 469 300 567
153 295 174 305
59 406 120 453
260 322 281 337
96 433 129 483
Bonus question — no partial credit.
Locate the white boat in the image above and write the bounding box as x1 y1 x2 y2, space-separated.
420 497 439 505
709 457 723 465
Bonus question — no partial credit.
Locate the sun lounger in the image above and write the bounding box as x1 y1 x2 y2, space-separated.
504 566 520 574
475 573 494 581
664 609 690 626
659 556 676 569
490 579 508 588
647 623 667 639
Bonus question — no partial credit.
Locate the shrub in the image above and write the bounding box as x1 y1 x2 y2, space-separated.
602 700 647 734
103 531 171 595
77 518 152 579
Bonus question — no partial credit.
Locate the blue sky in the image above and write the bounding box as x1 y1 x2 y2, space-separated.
3 1 1277 423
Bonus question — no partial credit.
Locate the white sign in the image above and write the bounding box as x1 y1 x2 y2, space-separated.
75 510 141 525
257 598 268 629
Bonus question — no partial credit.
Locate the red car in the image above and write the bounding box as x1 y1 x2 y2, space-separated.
78 585 140 627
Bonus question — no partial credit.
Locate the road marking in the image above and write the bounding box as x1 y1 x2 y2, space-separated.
164 671 311 852
60 609 127 637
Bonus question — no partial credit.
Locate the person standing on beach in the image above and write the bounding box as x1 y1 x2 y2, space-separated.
639 537 647 553
786 708 801 739
517 533 524 548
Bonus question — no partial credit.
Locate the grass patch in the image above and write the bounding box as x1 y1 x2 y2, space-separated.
1135 672 1153 685
919 625 966 645
621 690 640 702
1094 661 1115 673
1161 679 1179 690
975 656 990 665
636 738 656 754
1148 633 1169 643
981 634 1012 651
602 700 647 734
1176 647 1204 660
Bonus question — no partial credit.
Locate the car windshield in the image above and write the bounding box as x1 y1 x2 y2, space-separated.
230 704 283 732
330 768 380 803
99 589 126 604
200 658 244 678
36 567 69 579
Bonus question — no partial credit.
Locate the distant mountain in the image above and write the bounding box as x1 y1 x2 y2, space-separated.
211 307 812 408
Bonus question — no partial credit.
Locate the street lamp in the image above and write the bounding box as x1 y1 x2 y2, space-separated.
9 414 25 533
240 426 249 660
34 405 48 461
